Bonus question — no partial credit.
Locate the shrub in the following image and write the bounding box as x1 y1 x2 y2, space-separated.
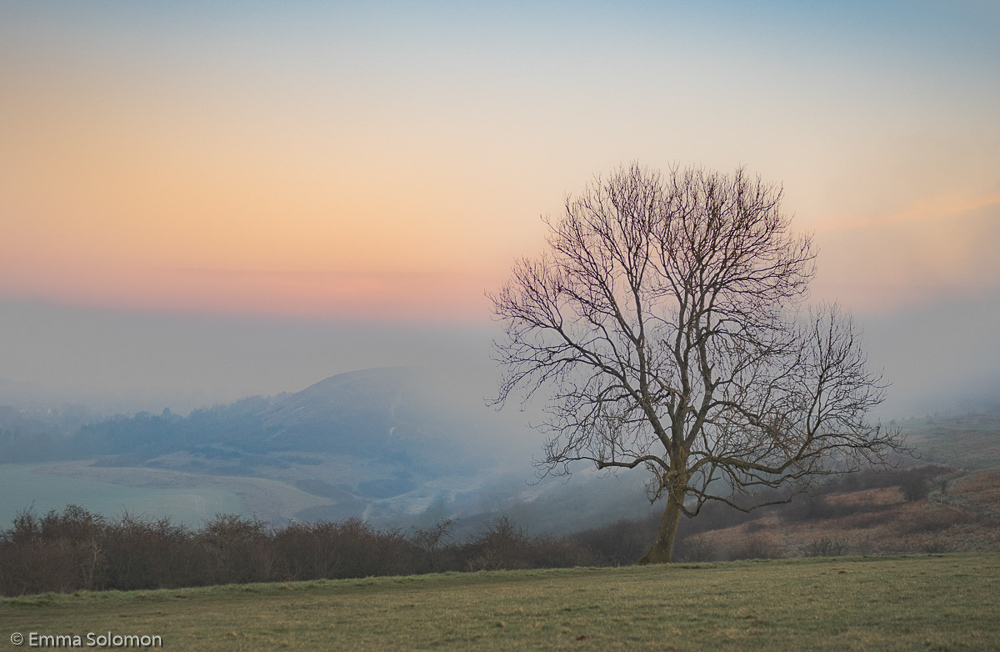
465 516 531 571
100 514 197 591
920 541 952 554
570 515 659 566
677 535 717 562
200 514 275 584
900 473 930 502
783 493 836 522
528 536 595 569
730 535 782 561
802 536 848 557
410 518 455 573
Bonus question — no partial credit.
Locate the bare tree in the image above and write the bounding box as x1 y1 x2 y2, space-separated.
490 163 903 563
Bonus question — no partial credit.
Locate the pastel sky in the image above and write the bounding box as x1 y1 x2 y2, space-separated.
1 1 998 414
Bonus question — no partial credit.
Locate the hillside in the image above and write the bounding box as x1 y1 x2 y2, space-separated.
896 412 1000 469
0 367 555 528
69 367 492 469
2 373 999 553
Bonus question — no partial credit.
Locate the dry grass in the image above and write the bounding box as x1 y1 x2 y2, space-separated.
947 469 1000 517
3 554 998 650
679 484 1000 560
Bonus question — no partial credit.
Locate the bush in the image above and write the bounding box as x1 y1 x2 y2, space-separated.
0 506 605 596
465 516 531 571
410 518 454 573
676 535 717 562
570 515 659 566
783 494 837 522
802 536 848 557
900 473 930 502
730 535 782 561
919 541 952 554
100 514 198 590
200 514 275 584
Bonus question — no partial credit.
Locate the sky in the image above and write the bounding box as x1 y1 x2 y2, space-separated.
1 0 999 417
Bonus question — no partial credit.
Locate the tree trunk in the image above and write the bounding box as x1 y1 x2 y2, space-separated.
639 494 682 564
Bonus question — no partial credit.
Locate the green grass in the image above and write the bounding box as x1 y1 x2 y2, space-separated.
2 554 998 650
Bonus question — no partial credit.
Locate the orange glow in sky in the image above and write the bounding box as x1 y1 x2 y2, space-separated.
2 1 998 323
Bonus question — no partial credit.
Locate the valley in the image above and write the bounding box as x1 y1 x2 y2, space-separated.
2 369 1000 560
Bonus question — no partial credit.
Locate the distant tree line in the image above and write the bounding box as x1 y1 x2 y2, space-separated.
71 397 276 461
0 465 961 596
0 386 457 469
0 398 277 464
0 405 86 463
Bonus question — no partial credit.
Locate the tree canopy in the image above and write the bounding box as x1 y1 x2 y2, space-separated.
491 163 903 563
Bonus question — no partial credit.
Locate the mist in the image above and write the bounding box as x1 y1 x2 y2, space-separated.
1 293 997 422
0 300 505 415
0 291 997 540
860 289 1000 418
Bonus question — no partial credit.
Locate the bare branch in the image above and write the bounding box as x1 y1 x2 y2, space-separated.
490 163 906 563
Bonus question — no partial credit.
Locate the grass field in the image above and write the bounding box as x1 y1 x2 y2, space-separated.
2 554 998 650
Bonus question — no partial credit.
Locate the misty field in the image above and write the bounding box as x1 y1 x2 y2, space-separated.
2 554 998 651
0 464 250 528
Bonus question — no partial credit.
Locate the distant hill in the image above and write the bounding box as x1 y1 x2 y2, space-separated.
258 367 481 472
67 367 492 473
4 373 998 539
2 367 539 527
895 413 1000 470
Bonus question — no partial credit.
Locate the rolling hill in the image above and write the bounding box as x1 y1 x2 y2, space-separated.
2 370 999 551
1 367 563 528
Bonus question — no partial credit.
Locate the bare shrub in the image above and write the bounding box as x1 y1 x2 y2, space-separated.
275 518 418 580
313 518 385 579
802 536 848 557
0 505 106 595
919 541 952 554
730 535 782 561
783 493 836 522
840 503 899 530
370 527 416 577
410 518 454 573
896 507 978 535
529 536 595 568
466 516 531 571
200 514 274 584
571 515 660 565
98 513 193 591
0 541 84 595
900 473 930 502
328 517 378 577
272 521 342 580
824 465 953 497
677 535 717 562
